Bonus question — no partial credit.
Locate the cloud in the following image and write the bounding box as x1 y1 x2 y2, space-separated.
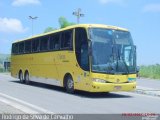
0 18 27 33
12 0 41 6
99 0 125 5
143 3 160 12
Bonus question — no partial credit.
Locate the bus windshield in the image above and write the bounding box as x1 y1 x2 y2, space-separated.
90 28 136 74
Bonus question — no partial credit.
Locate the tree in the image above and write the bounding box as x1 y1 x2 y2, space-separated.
58 16 75 28
44 27 56 33
44 16 76 33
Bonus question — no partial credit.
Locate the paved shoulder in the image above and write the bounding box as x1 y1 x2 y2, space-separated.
137 78 160 89
135 78 160 97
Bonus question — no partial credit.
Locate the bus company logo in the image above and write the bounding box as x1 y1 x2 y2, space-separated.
59 55 65 59
116 79 120 83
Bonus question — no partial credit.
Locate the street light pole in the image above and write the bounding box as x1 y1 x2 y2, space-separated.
73 8 84 24
29 16 38 36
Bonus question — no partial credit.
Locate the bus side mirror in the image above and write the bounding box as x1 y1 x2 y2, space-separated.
134 45 136 52
136 66 140 73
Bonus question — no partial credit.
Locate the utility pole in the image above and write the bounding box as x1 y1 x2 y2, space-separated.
73 8 84 24
29 16 38 36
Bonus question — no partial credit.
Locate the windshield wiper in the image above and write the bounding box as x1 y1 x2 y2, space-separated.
122 58 129 74
110 44 119 74
117 47 129 74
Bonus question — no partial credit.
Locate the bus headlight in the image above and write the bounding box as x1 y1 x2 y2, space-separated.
92 78 106 83
128 78 136 83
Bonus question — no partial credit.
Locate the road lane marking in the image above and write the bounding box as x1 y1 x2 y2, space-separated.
0 92 53 114
0 96 37 114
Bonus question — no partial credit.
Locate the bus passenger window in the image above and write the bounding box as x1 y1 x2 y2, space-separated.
12 43 19 54
32 39 40 52
40 36 49 51
49 33 60 50
61 30 73 49
19 42 24 54
25 40 31 53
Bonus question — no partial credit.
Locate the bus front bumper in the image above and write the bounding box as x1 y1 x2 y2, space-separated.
89 82 136 92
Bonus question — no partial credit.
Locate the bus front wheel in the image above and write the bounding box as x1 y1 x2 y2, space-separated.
65 75 74 94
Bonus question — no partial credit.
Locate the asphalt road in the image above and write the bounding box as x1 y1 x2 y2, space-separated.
137 78 160 90
0 73 160 114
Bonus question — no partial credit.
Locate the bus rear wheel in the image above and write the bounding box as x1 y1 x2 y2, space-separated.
65 75 74 94
24 72 30 84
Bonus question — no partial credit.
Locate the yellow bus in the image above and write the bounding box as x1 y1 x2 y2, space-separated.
11 24 137 93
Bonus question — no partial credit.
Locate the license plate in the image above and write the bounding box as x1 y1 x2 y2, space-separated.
114 86 122 91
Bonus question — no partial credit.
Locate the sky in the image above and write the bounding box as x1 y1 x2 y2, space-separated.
0 0 160 65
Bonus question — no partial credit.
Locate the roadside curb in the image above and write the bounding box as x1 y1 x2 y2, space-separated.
133 86 160 97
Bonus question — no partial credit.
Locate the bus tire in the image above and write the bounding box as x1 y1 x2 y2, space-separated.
19 71 24 83
65 75 74 94
24 71 30 84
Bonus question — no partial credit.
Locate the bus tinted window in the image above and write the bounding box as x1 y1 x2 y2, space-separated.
12 43 19 54
40 36 49 51
19 42 24 54
61 30 73 49
75 28 89 71
32 39 40 52
25 40 31 53
49 33 60 50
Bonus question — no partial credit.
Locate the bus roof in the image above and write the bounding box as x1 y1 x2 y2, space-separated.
13 24 129 43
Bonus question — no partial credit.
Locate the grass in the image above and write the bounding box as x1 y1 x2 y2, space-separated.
0 64 10 73
0 67 3 72
139 64 160 80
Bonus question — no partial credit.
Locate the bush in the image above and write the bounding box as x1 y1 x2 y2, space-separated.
0 67 10 73
139 64 160 79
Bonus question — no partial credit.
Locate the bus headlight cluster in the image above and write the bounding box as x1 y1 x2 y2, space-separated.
92 78 106 83
128 78 136 83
